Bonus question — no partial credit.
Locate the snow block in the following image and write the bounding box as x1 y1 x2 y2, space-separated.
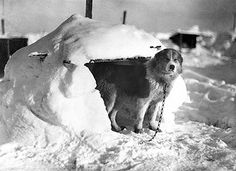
0 14 166 144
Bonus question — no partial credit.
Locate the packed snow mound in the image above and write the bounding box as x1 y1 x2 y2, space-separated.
0 14 167 145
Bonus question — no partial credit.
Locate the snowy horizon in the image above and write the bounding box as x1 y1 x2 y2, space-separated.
0 0 236 35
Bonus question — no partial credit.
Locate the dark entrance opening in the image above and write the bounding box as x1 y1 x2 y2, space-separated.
170 32 200 50
0 37 28 77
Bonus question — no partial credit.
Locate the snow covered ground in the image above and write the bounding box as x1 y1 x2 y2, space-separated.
0 15 236 170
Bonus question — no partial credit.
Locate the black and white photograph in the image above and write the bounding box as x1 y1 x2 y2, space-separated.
0 0 236 170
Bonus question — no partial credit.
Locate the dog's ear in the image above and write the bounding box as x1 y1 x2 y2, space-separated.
178 65 183 74
177 53 183 74
150 58 157 69
150 52 161 68
177 53 183 66
172 49 183 73
150 50 164 69
180 55 183 65
146 56 157 72
153 50 162 59
171 49 183 64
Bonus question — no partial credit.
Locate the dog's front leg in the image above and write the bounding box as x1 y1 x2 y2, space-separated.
134 100 151 133
149 102 161 131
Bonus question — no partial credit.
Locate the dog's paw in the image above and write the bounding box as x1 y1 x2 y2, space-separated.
134 128 144 134
149 125 162 133
149 121 159 131
111 125 126 132
154 127 162 133
149 124 157 131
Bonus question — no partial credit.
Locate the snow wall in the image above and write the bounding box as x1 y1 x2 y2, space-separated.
0 14 188 146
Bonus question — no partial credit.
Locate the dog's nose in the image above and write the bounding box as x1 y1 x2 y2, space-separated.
169 64 175 71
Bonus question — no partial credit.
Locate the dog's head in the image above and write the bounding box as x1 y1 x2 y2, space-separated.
147 48 183 84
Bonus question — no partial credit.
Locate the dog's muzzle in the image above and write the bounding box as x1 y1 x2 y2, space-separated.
166 63 176 72
169 64 175 71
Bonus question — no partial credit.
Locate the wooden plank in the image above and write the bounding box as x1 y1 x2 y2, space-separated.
123 11 127 24
89 56 151 65
85 0 93 19
1 19 5 35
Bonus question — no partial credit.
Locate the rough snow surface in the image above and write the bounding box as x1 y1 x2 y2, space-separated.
0 15 236 170
1 122 236 170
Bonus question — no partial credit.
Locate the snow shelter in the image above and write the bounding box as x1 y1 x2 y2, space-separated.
0 15 188 147
0 37 28 77
170 32 200 49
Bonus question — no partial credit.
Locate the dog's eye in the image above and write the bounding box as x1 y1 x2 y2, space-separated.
174 59 178 62
165 57 170 62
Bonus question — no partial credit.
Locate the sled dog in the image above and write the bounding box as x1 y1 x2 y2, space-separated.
86 48 183 133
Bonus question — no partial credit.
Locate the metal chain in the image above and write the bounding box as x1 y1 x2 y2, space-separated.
147 83 167 142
